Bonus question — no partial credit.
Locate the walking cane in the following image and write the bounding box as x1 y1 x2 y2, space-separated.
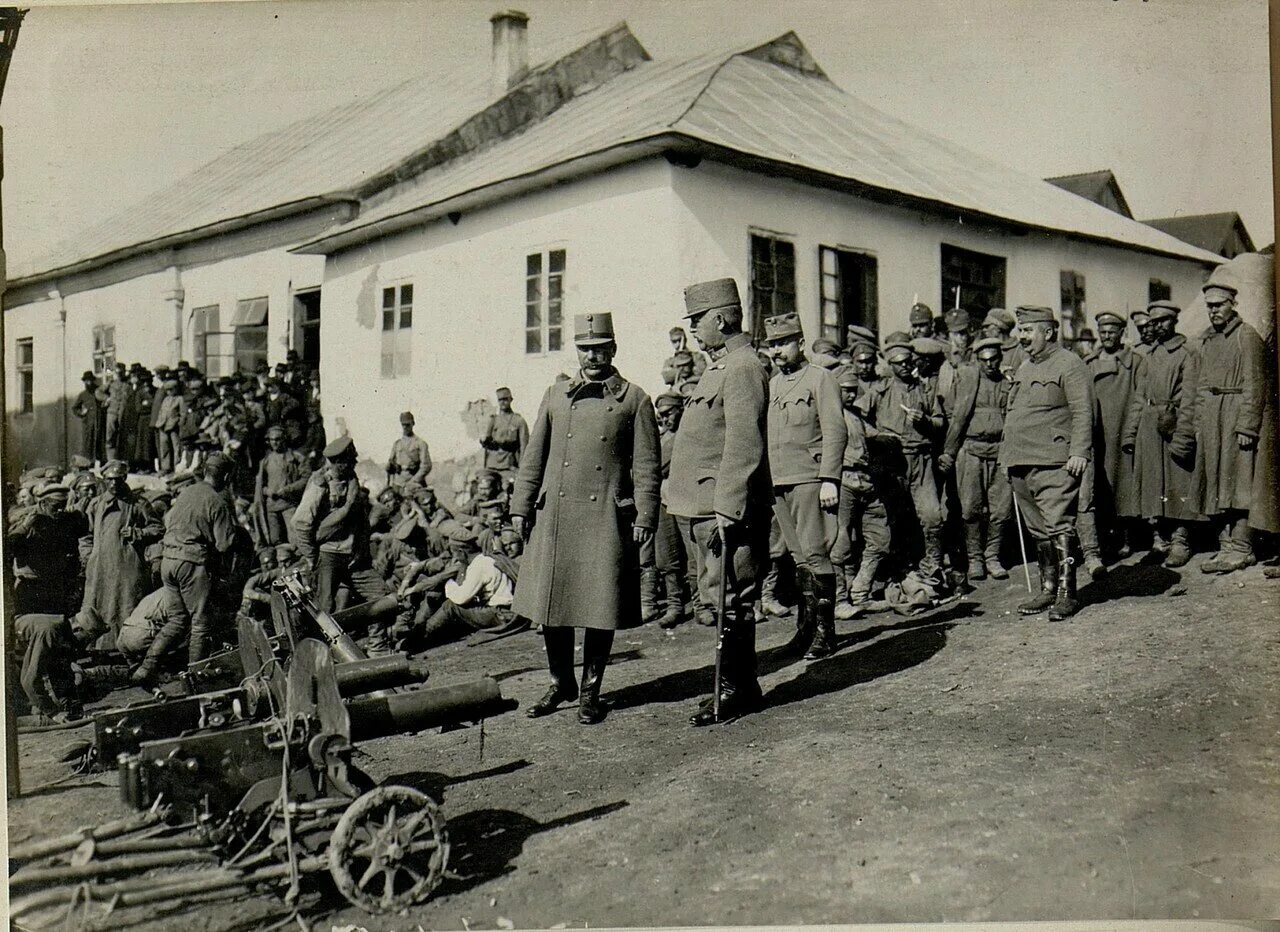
713 527 728 723
1011 494 1035 595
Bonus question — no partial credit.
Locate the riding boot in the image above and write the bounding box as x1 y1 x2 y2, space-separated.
640 567 662 624
779 567 816 656
659 570 687 629
964 520 986 581
759 560 789 618
984 520 1009 579
577 629 613 725
691 605 761 726
527 627 578 718
804 573 838 660
1048 533 1081 621
1017 540 1058 614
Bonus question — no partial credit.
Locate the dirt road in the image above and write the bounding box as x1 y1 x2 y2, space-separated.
8 552 1279 929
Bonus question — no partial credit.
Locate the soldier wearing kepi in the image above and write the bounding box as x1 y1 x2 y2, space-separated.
481 387 530 482
998 306 1094 621
667 278 771 726
1121 301 1201 568
387 412 432 489
513 312 660 725
761 313 847 660
909 302 935 340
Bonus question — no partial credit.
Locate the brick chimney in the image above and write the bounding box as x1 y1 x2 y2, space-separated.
489 10 529 100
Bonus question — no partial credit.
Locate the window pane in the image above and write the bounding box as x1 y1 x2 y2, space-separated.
383 309 395 331
383 287 396 309
526 329 542 354
820 247 836 275
400 284 413 307
548 299 562 327
17 339 32 365
548 327 562 352
526 301 542 329
777 292 796 315
526 277 541 304
548 274 562 301
549 249 565 274
751 235 770 262
104 326 115 347
399 308 413 329
526 253 542 276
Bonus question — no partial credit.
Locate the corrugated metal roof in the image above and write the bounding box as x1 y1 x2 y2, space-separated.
307 40 1222 265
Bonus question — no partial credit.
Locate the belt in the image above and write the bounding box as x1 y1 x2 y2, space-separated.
1207 387 1243 395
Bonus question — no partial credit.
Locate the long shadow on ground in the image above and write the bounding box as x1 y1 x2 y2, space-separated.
1079 561 1181 608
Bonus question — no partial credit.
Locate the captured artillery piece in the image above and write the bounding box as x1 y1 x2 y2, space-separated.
11 633 518 923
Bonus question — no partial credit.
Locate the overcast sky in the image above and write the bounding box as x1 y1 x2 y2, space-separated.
1 0 1272 270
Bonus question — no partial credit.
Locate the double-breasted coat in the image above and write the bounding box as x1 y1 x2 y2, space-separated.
1083 347 1140 514
511 371 660 631
1121 335 1201 521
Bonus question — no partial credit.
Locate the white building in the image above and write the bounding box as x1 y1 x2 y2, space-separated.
4 14 1221 475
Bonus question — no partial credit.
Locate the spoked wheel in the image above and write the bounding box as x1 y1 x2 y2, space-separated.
327 786 450 914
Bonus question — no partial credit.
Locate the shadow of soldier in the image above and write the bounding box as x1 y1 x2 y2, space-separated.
1079 561 1181 609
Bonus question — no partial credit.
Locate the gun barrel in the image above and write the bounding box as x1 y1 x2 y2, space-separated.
346 678 516 741
334 655 430 697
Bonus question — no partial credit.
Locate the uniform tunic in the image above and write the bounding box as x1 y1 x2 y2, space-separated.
511 371 660 631
482 411 530 474
948 370 1012 522
1120 335 1200 521
387 434 433 487
869 376 945 530
1190 315 1276 528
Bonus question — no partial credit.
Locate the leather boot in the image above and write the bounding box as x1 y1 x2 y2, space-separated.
1018 540 1058 614
964 520 986 581
984 521 1009 579
834 567 851 609
918 529 946 587
804 573 838 660
1163 525 1192 568
1048 534 1080 621
779 567 816 656
1077 512 1106 579
577 630 613 725
658 570 687 629
640 567 662 623
527 627 578 718
691 607 762 726
759 560 789 618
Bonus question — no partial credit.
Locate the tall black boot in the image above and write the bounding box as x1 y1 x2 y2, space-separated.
690 605 762 727
578 629 613 724
527 627 578 718
804 573 838 660
779 567 816 656
1017 540 1058 615
1048 534 1081 622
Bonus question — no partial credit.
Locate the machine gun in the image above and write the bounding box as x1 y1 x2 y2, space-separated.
11 634 517 923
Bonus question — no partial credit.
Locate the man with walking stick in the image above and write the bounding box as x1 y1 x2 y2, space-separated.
667 278 771 726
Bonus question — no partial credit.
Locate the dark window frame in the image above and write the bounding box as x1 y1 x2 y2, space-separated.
15 337 34 414
750 233 797 342
380 283 414 378
91 324 116 376
819 245 879 346
940 243 1007 322
524 249 566 355
1059 269 1087 343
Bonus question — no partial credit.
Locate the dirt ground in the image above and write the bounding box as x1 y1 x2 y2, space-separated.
7 550 1279 930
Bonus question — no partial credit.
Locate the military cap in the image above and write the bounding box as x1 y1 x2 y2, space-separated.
884 343 914 363
102 459 128 479
945 308 971 332
70 472 99 490
477 497 507 513
177 359 191 369
499 527 523 544
811 337 840 356
447 525 478 547
654 392 685 411
399 411 415 424
763 313 803 343
982 308 1016 333
265 425 286 438
187 370 206 382
1076 328 1097 344
1146 301 1180 321
1015 305 1056 325
1094 311 1127 327
908 302 934 325
70 454 93 469
34 480 68 501
323 435 356 460
168 472 197 492
683 277 741 319
81 370 96 381
1130 307 1152 324
1202 265 1239 297
672 349 694 363
254 359 270 373
973 336 1004 357
202 452 234 482
1202 282 1238 300
850 341 878 361
412 484 438 503
846 324 878 345
573 312 615 346
495 386 513 400
910 337 947 356
883 331 913 350
837 367 860 388
668 325 686 336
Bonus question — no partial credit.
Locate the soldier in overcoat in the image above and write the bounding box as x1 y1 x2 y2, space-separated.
667 278 771 726
72 371 106 464
761 312 847 660
1192 276 1277 573
998 306 1093 621
1120 302 1201 567
512 313 660 725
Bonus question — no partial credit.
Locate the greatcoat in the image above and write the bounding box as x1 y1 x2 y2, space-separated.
79 491 164 639
1084 347 1140 515
511 370 660 631
1121 334 1200 521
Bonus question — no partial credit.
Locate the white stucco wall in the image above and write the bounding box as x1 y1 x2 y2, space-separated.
5 295 68 472
321 158 686 467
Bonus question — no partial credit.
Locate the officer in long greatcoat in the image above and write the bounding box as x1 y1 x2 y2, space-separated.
668 278 771 726
513 313 660 725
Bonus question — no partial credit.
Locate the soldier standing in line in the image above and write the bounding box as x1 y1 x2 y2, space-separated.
72 370 106 464
668 278 771 726
481 387 530 484
1078 311 1141 571
998 306 1094 621
149 367 172 471
104 362 133 462
981 308 1028 378
513 312 660 726
941 337 1012 581
944 308 974 367
386 411 433 489
1130 306 1157 356
1120 302 1201 568
1192 275 1275 574
761 313 847 660
653 391 691 629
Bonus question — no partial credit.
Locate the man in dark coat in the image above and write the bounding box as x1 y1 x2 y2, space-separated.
998 306 1094 621
667 278 771 726
104 362 134 461
513 313 660 725
72 371 106 463
1121 302 1201 567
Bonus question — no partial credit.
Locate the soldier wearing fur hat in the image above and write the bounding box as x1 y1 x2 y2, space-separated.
998 306 1094 621
668 278 771 725
387 411 432 488
1120 301 1202 568
513 311 661 725
1191 273 1277 573
761 313 847 659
